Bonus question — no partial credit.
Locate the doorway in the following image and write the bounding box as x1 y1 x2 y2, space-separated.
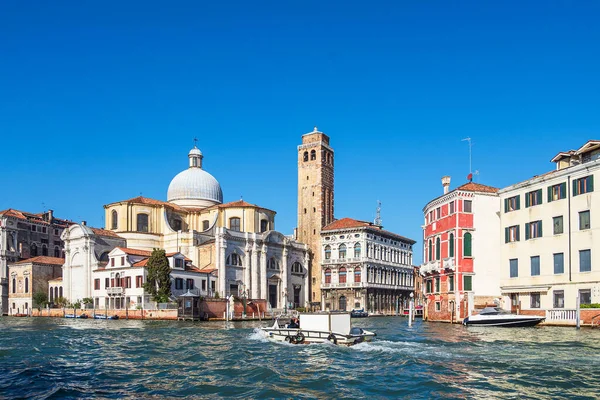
339 295 347 311
510 294 519 313
269 284 278 309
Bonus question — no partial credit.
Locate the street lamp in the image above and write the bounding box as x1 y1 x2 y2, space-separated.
241 288 247 318
283 288 288 314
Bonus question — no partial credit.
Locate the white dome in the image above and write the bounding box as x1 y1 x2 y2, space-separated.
167 146 223 208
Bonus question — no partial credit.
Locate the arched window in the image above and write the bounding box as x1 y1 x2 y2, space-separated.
54 246 60 258
172 218 182 232
339 295 347 311
59 287 63 298
435 237 441 260
464 232 472 257
111 210 118 230
25 277 29 293
31 243 37 257
227 253 242 266
292 262 303 273
229 217 241 232
12 278 15 293
202 220 209 231
427 240 432 262
42 245 48 256
449 233 455 258
324 245 331 260
310 150 316 160
354 267 361 282
267 258 279 270
49 287 54 302
303 151 308 162
115 273 121 287
54 287 58 300
339 267 347 283
325 268 332 284
339 244 347 259
137 214 149 233
260 219 268 233
354 243 361 258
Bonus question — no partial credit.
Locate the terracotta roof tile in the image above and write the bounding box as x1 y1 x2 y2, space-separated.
132 258 149 267
455 182 499 193
90 227 122 238
0 209 73 226
16 256 65 265
165 252 192 261
116 247 153 257
49 277 63 282
106 196 186 212
204 200 276 214
322 218 374 231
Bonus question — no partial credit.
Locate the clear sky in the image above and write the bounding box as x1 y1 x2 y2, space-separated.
1 1 599 264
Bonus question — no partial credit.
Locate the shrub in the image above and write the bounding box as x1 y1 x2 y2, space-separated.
295 307 306 313
581 303 600 309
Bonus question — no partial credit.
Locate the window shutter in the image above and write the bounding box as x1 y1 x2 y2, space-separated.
560 182 566 198
539 221 543 237
516 225 520 241
525 223 530 240
516 195 520 210
525 193 530 208
504 198 508 213
505 227 509 243
537 189 543 204
589 175 594 192
547 186 553 203
573 179 578 196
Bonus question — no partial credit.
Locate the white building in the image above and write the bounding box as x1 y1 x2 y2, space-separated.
320 218 416 313
499 140 600 313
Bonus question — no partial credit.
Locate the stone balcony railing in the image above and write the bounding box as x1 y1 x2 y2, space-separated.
106 287 124 295
420 257 456 276
321 281 413 291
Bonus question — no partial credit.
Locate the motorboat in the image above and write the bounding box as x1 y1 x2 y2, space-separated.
350 309 369 318
65 313 88 319
463 307 545 327
260 312 376 346
93 314 119 320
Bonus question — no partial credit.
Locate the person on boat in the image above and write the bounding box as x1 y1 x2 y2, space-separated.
288 317 299 329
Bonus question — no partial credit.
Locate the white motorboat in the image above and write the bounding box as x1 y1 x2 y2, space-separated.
463 307 545 327
260 312 376 346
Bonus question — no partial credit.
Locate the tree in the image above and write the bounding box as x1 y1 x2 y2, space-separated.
32 292 48 311
143 248 172 303
55 296 68 307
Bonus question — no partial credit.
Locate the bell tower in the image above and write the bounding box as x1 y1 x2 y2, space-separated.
297 127 334 308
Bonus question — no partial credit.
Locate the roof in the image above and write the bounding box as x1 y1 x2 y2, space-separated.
165 252 192 261
90 227 122 238
204 199 276 214
16 256 65 266
551 140 600 162
322 217 416 244
198 267 217 274
115 247 153 257
0 208 72 226
49 277 63 282
105 196 186 212
455 182 499 194
132 259 149 267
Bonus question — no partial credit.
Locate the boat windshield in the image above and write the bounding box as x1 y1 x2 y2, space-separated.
478 307 510 315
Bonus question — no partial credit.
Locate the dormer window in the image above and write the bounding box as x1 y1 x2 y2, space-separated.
175 258 184 269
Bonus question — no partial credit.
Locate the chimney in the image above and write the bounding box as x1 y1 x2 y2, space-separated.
442 176 451 194
81 220 87 226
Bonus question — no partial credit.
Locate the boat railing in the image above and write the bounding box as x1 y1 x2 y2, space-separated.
546 309 577 322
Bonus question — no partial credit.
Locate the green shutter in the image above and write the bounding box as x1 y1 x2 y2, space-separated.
516 195 520 210
547 186 553 203
589 175 594 192
560 182 566 199
504 198 508 213
539 221 543 237
505 227 509 243
464 233 472 257
525 193 530 207
525 223 530 240
537 189 543 204
516 225 520 241
573 179 578 196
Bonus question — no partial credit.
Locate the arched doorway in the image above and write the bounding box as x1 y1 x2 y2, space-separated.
339 295 347 311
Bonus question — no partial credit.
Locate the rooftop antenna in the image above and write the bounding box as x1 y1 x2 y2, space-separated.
473 170 480 182
42 202 46 212
374 200 382 226
461 137 472 175
193 137 198 147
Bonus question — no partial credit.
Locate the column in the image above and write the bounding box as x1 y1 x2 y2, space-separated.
251 240 259 299
218 231 227 297
282 246 288 309
244 240 251 296
303 248 310 307
260 244 267 300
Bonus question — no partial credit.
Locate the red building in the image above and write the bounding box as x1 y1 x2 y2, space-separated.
420 177 500 322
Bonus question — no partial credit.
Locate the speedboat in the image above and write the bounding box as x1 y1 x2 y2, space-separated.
350 309 369 318
463 307 545 327
65 313 88 319
260 312 376 346
94 314 119 320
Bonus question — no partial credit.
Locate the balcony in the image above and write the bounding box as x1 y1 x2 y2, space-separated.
419 260 440 276
442 257 456 271
322 281 365 289
322 257 363 265
106 287 124 295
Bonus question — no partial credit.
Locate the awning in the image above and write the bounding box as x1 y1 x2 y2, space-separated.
501 285 551 294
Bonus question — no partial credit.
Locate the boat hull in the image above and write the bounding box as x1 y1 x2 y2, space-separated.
260 327 375 346
463 316 544 327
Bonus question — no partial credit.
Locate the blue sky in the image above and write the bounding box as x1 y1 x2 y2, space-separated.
1 1 599 264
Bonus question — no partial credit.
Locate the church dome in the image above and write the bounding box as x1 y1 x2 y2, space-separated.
167 146 223 208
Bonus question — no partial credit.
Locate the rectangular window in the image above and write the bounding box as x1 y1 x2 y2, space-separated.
186 279 194 290
436 207 441 219
125 277 131 288
54 229 59 236
94 279 100 290
553 253 564 274
105 278 110 288
505 225 520 243
136 275 143 288
579 210 590 230
449 201 455 214
530 256 540 276
553 290 564 308
509 259 518 278
579 289 591 305
553 216 564 235
211 281 216 291
435 277 440 293
463 276 472 291
448 274 454 292
548 182 567 202
176 278 184 290
504 195 520 212
202 280 207 291
463 200 472 213
580 249 591 272
111 258 115 267
229 217 241 232
175 258 184 269
435 302 441 311
573 175 594 196
525 221 543 240
525 189 543 207
121 256 125 266
530 293 541 308
31 225 36 231
426 279 432 294
42 227 47 233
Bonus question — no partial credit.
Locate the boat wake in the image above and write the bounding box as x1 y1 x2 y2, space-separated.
248 328 269 342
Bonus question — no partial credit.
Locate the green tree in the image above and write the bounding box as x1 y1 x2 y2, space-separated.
55 296 68 307
143 248 172 303
32 292 48 310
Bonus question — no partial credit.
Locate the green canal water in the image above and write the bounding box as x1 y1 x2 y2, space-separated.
1 317 599 399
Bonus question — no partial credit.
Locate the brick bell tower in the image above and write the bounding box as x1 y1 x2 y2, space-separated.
297 127 334 309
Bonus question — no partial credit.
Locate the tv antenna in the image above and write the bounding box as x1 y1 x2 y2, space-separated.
374 201 382 226
461 137 472 175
